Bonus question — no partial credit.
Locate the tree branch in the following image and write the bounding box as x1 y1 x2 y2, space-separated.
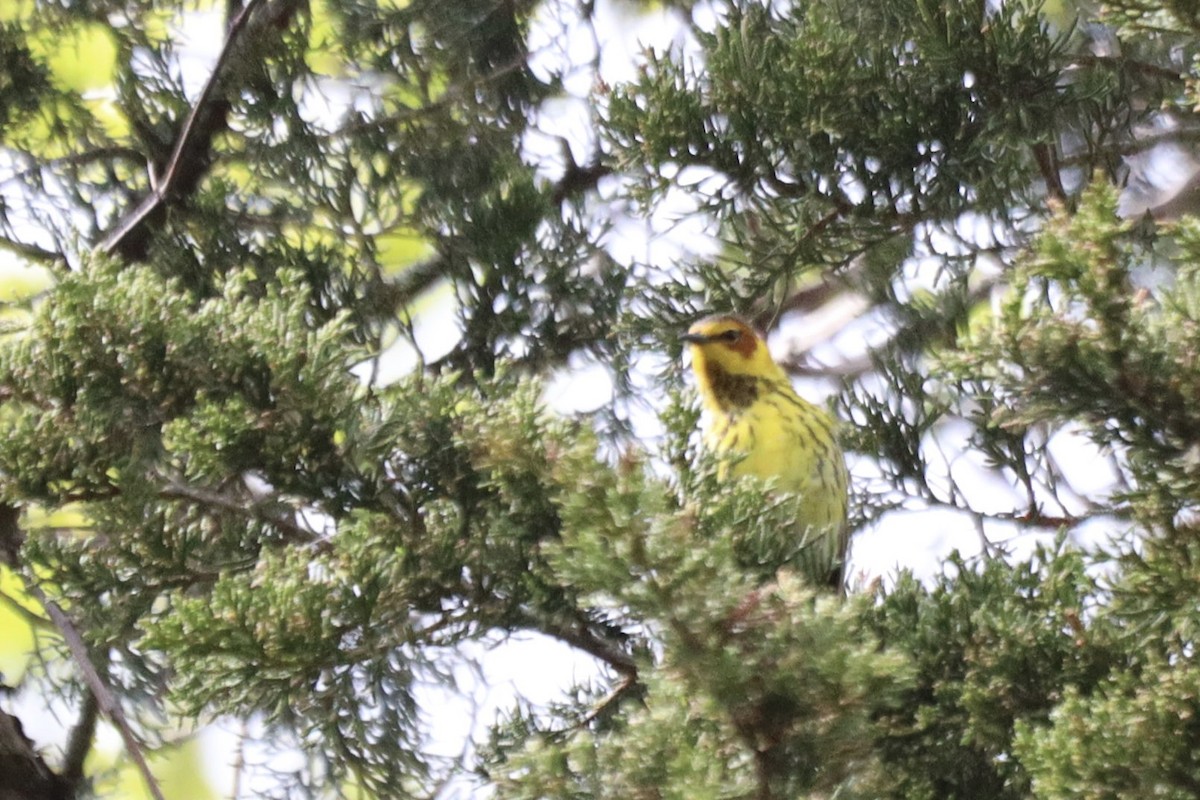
60 690 99 793
97 0 305 260
0 587 53 632
0 237 64 269
158 476 322 546
1 505 156 800
529 613 639 678
0 704 67 800
22 582 166 800
1033 142 1067 205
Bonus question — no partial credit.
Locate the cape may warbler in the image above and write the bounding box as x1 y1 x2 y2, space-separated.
682 314 849 588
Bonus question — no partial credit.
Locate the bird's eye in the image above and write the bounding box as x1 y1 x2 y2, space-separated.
720 329 742 342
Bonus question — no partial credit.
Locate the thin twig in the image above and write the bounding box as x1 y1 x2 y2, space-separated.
1033 142 1067 205
1067 53 1185 82
575 673 639 729
0 587 54 631
22 582 166 800
97 0 285 256
157 0 268 197
971 510 998 559
158 477 320 545
0 236 66 266
531 615 639 677
231 717 248 800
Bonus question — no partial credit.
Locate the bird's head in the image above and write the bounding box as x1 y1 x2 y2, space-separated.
681 315 783 411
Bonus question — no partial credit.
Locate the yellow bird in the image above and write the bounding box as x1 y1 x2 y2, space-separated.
681 314 849 589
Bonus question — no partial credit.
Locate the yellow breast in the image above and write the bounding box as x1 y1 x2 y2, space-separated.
706 387 849 578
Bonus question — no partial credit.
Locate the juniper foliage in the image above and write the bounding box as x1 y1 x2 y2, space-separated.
1 0 1200 798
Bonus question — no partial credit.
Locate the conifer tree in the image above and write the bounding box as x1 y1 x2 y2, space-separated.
1 0 1199 798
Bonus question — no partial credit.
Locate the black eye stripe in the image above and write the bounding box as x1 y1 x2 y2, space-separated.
720 329 741 341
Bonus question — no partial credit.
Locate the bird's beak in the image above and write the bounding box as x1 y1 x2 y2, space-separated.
680 331 710 345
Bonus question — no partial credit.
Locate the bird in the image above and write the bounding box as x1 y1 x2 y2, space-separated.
681 314 849 589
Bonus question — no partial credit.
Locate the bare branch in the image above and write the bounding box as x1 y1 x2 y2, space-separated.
576 673 639 728
97 0 305 260
1033 142 1067 205
0 704 67 800
21 582 166 800
0 237 65 268
0 587 53 632
158 476 322 546
60 690 99 792
1068 53 1185 83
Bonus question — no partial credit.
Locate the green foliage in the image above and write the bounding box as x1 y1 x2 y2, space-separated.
604 0 1132 313
5 0 1200 797
1015 655 1200 799
611 0 1071 204
866 546 1123 799
505 482 916 798
491 587 912 799
948 183 1200 533
1 260 358 501
0 23 48 134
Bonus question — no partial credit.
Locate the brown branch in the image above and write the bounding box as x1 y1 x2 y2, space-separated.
530 614 639 678
1058 125 1200 165
550 137 613 205
749 281 840 331
552 160 612 205
575 673 639 728
776 349 875 380
0 587 53 632
155 0 269 193
60 690 99 792
158 477 322 546
0 704 67 800
1033 142 1067 206
20 581 166 800
97 0 304 260
1068 53 1185 83
0 236 65 268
